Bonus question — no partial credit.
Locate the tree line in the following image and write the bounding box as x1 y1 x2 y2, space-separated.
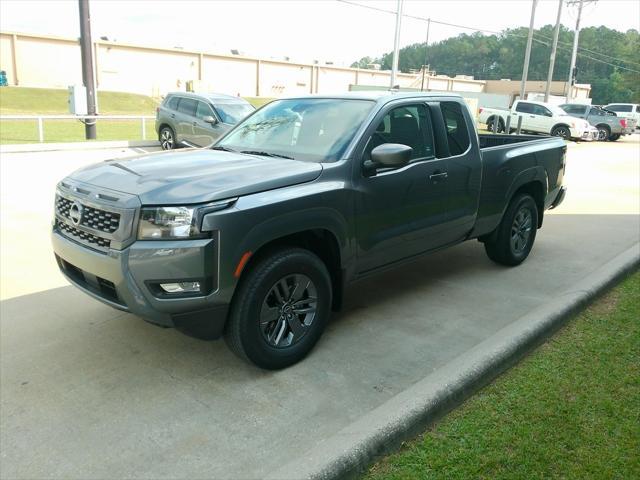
351 25 639 105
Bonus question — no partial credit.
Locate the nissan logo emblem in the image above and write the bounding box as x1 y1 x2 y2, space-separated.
69 202 84 226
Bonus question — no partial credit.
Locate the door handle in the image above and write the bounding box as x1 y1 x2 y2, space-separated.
429 171 448 181
529 115 535 118
193 121 198 126
170 114 175 118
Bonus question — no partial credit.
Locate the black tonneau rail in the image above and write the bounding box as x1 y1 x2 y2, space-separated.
479 133 550 149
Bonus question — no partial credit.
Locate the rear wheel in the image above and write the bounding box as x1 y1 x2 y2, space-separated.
551 125 571 140
484 194 538 266
159 126 176 150
487 117 505 133
596 125 610 141
225 247 332 369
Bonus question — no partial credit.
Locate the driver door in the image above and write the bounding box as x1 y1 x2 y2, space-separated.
354 102 450 274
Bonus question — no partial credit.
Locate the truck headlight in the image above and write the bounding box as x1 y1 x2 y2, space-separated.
137 199 236 240
138 206 202 239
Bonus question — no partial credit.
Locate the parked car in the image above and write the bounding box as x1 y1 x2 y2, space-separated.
559 103 636 141
603 103 640 130
52 93 566 369
155 92 255 149
479 100 596 141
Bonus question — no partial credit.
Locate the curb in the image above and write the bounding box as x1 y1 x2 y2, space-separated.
0 140 160 153
266 243 640 480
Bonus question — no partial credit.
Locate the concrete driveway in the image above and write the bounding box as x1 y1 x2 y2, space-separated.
1 138 639 479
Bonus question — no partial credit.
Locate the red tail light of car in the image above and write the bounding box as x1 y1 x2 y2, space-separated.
619 118 627 128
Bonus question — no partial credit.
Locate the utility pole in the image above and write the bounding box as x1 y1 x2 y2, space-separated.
566 0 585 102
544 0 563 102
420 18 431 91
519 0 538 101
390 0 404 89
79 0 96 139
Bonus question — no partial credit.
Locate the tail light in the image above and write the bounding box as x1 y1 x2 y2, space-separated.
479 108 483 114
620 119 627 128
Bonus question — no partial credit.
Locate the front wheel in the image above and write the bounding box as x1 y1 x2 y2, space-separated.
484 194 538 266
225 248 332 369
551 125 571 140
159 126 176 150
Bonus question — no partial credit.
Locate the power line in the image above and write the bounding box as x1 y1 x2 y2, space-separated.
336 0 640 72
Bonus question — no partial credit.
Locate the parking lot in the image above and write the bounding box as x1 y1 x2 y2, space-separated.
1 136 639 479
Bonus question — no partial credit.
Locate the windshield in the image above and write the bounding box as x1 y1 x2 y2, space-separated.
549 104 571 116
217 98 375 162
215 102 256 124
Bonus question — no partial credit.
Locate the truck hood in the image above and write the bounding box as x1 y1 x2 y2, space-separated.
67 149 323 205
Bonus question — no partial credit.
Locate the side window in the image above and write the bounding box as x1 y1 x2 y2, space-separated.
590 108 604 117
177 98 197 116
166 96 179 110
441 101 470 156
364 104 434 161
533 105 551 117
196 101 214 120
636 106 640 113
515 102 533 114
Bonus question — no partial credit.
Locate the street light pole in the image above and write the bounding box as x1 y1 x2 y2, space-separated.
544 0 564 102
390 0 404 89
566 0 585 102
519 0 538 101
79 0 96 139
420 18 431 92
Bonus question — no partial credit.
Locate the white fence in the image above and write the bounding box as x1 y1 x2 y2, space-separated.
0 114 156 142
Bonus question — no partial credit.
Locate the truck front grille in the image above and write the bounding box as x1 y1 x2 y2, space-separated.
56 195 120 233
56 220 111 250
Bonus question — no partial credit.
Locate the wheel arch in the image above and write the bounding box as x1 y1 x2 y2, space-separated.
235 228 344 311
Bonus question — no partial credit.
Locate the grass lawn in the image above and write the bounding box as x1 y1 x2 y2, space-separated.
0 87 273 144
364 271 640 479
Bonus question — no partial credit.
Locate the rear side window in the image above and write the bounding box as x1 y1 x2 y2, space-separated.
166 96 179 110
177 98 197 116
440 102 470 156
636 106 640 113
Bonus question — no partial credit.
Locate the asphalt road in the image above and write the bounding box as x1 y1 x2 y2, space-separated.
1 137 639 479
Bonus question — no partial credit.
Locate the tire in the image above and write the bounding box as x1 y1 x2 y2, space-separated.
487 117 505 133
484 194 538 266
159 126 176 150
609 133 621 141
550 125 571 140
596 125 610 141
225 247 332 369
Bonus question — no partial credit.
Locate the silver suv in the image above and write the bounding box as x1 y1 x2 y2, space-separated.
155 92 255 149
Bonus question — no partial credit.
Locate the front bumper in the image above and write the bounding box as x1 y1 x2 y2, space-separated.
52 229 229 339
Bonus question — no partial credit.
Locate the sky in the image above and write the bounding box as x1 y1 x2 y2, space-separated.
1 0 639 66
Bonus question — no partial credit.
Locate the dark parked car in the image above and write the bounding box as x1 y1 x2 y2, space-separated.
559 103 636 141
155 92 255 149
53 93 566 369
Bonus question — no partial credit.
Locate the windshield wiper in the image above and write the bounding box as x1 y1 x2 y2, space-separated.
211 145 235 152
240 150 294 160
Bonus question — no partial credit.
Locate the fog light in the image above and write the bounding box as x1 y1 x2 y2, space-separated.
159 282 201 294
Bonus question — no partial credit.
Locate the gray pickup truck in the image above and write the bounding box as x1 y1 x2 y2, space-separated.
560 103 636 141
52 92 567 369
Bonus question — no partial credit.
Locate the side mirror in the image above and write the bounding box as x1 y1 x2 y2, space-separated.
371 143 412 167
203 115 217 124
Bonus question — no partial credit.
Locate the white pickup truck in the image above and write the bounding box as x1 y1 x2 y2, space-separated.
479 100 597 141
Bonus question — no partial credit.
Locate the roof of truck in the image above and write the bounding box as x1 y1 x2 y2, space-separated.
282 91 464 103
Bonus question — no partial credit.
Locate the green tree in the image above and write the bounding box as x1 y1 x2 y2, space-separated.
354 25 640 104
